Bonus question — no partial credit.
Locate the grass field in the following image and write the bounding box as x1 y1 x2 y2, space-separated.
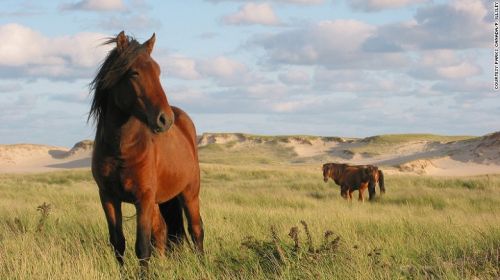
0 161 498 279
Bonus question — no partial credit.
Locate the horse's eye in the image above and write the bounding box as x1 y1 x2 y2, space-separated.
130 70 139 77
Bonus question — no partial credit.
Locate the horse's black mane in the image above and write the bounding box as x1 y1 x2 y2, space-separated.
88 35 146 125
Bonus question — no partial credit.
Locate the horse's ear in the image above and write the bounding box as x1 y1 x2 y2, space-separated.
116 31 128 53
144 33 156 54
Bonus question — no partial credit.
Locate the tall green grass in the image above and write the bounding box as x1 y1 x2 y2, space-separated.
0 167 498 279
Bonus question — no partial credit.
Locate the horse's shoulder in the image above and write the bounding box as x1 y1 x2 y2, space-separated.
171 106 197 149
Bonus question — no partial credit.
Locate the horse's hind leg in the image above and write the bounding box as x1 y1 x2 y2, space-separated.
151 204 166 256
99 190 126 265
159 196 186 249
368 181 376 201
359 183 368 202
181 184 204 253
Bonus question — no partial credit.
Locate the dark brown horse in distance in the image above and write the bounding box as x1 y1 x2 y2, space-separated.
89 31 203 268
323 163 385 201
352 164 385 198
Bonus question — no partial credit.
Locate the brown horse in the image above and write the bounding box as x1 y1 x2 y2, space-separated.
359 165 385 198
89 31 203 268
323 163 383 201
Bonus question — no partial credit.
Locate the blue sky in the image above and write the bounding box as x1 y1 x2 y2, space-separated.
0 0 496 146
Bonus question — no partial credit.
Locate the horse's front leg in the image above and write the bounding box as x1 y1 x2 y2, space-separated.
340 185 348 200
151 204 166 256
358 190 364 202
99 189 126 266
135 191 155 268
182 184 204 253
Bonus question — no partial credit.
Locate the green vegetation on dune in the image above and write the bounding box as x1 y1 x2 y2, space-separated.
0 166 499 279
199 132 345 143
199 141 298 165
349 134 477 155
198 132 479 161
362 133 476 144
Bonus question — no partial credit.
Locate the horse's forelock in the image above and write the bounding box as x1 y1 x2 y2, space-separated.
88 35 146 125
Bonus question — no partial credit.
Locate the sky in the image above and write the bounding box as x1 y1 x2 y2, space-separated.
0 0 497 147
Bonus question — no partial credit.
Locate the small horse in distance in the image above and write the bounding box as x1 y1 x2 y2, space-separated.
343 164 385 198
357 164 385 198
323 163 385 201
89 31 204 269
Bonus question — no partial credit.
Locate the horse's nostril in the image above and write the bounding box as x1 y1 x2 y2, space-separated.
158 112 167 127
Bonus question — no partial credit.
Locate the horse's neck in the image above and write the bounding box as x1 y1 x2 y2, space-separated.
332 168 342 185
96 108 152 158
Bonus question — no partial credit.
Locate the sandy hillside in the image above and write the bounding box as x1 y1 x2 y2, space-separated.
0 140 92 173
197 132 500 176
1 132 499 176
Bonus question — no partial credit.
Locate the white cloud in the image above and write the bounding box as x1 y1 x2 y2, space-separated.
272 101 303 113
409 50 482 80
198 56 248 79
278 69 311 85
208 0 323 5
161 54 262 86
0 83 23 94
253 19 408 69
313 68 411 94
362 0 489 51
272 99 316 113
169 87 207 104
244 83 289 98
98 15 161 31
223 3 281 26
282 0 323 4
0 23 109 80
437 62 481 80
60 0 126 12
432 80 490 94
347 0 429 12
162 55 202 80
0 24 45 67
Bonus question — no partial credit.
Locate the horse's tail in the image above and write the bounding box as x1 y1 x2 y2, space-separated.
159 194 187 249
378 170 385 194
366 168 377 201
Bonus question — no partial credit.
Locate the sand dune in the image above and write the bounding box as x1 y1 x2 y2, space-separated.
1 132 499 176
196 132 500 176
0 141 92 173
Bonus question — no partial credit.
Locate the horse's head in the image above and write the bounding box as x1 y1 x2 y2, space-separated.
90 31 174 134
364 165 379 181
322 164 332 182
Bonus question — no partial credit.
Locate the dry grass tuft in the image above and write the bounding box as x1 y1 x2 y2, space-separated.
36 202 51 232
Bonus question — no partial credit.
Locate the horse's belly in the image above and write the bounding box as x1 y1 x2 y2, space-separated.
154 171 193 203
154 158 198 203
155 187 183 203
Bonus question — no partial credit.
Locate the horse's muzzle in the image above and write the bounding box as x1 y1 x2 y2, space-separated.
153 111 173 134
